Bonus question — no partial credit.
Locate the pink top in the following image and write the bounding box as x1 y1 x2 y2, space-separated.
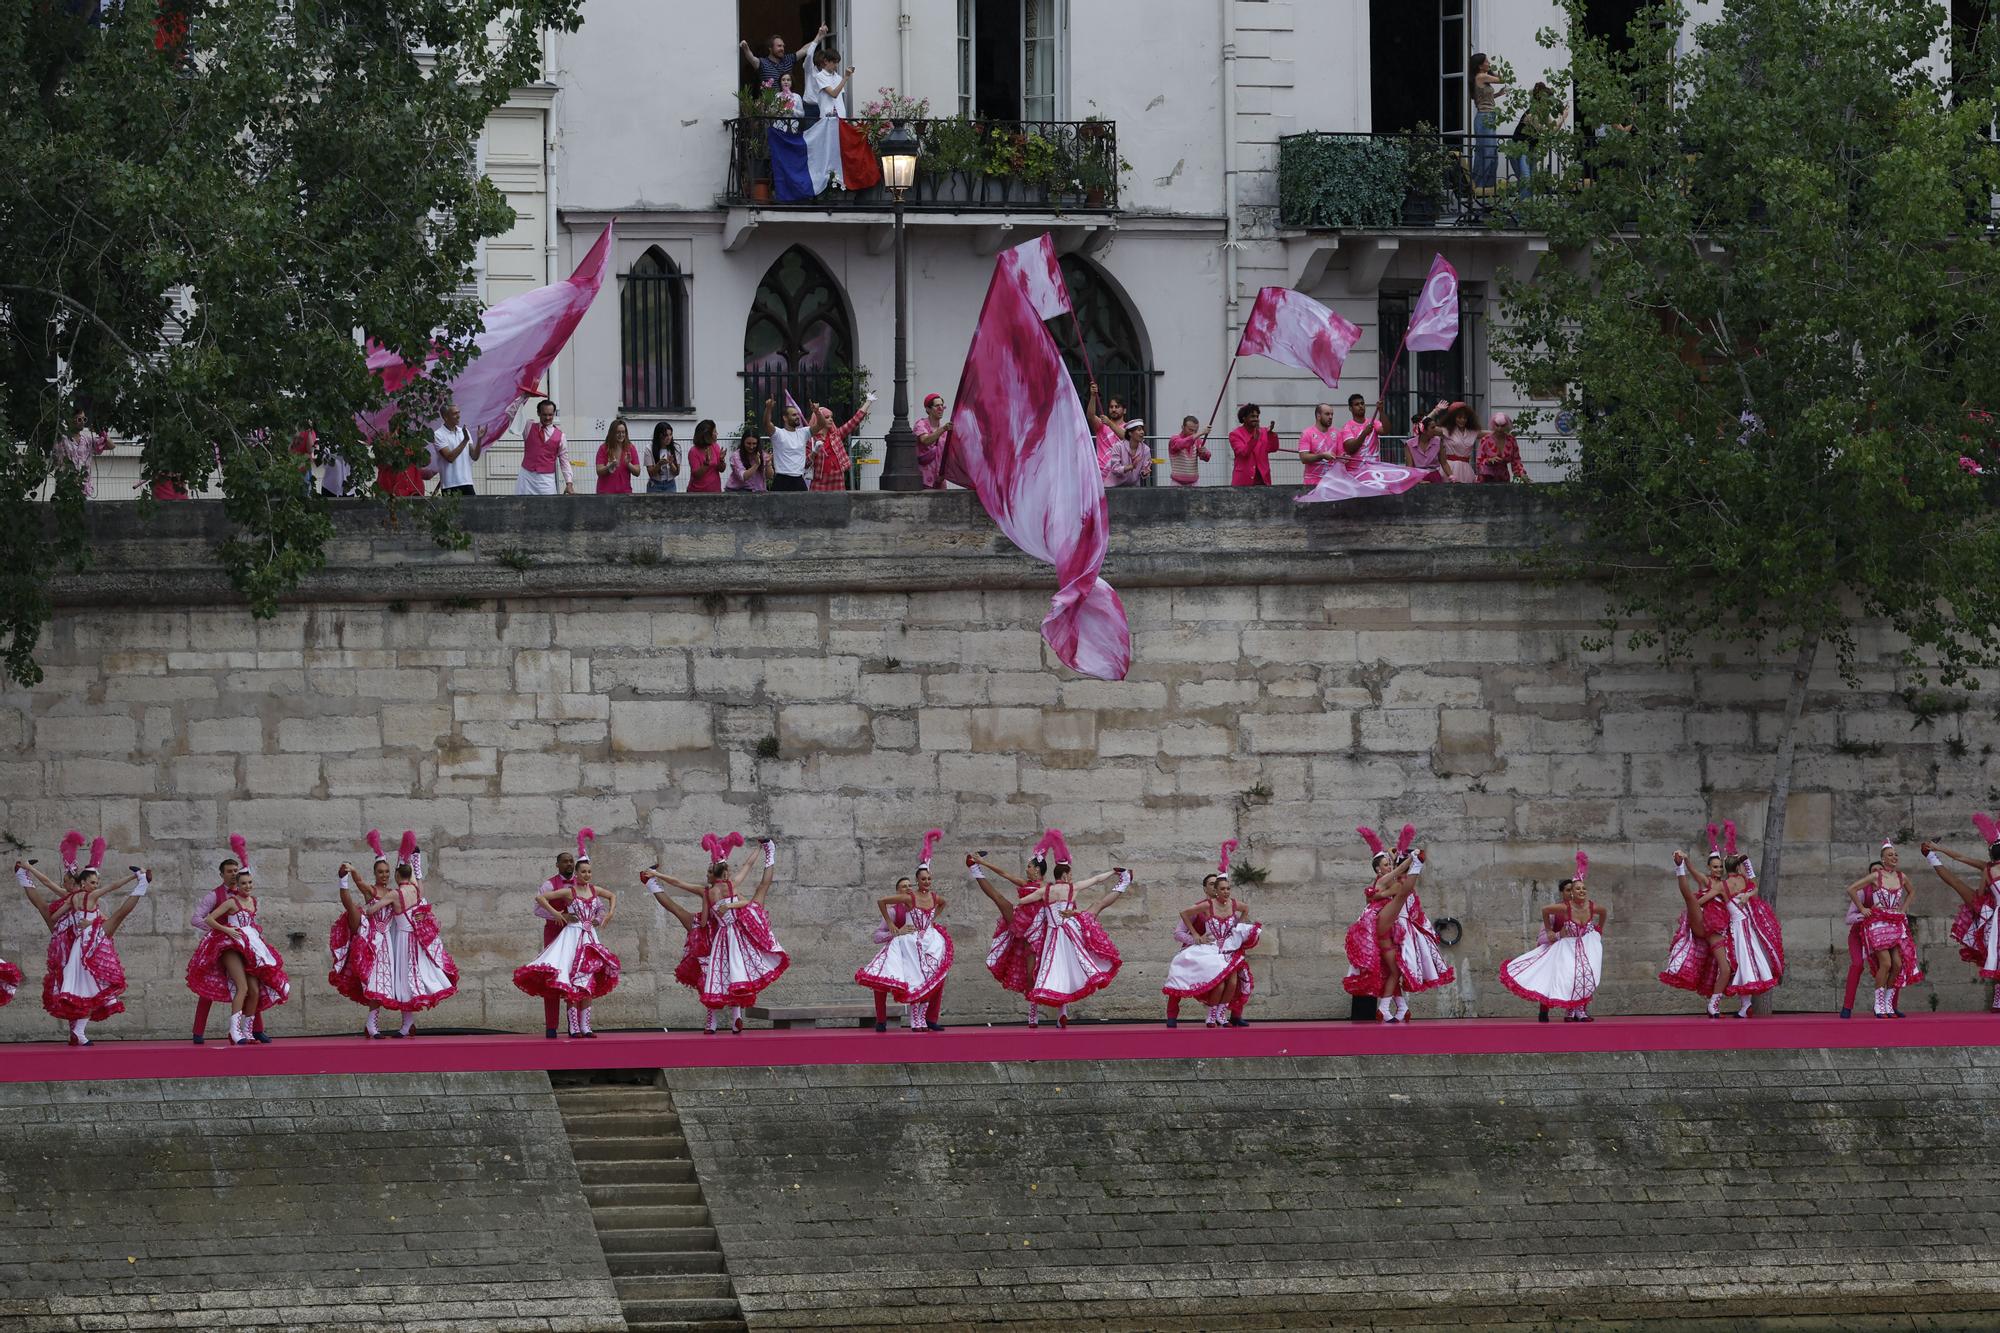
595 442 639 494
1228 426 1280 486
1094 422 1119 469
1297 425 1338 486
1167 433 1211 485
1406 433 1442 472
1332 417 1386 469
521 423 565 476
1101 439 1149 488
54 430 113 497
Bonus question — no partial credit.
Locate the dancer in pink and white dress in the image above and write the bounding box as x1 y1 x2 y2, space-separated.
640 862 713 1022
188 862 292 1046
1017 830 1124 1027
1341 826 1426 1021
967 848 1053 1015
658 834 789 1034
19 833 146 1045
330 831 394 1032
1660 828 1734 1016
1499 856 1607 1020
1845 841 1923 1018
1922 821 2000 1007
1714 822 1783 1014
1163 841 1261 1028
1386 826 1455 1011
190 837 263 1044
357 832 458 1038
856 830 953 1032
513 830 620 1037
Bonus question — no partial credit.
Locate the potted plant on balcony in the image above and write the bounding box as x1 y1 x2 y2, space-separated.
736 83 786 202
1018 131 1059 204
922 116 981 204
1077 143 1127 209
1400 122 1452 225
981 126 1029 203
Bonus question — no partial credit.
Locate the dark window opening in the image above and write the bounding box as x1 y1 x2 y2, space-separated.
621 248 691 412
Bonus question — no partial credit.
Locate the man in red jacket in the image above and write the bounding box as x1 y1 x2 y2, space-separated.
1229 404 1281 486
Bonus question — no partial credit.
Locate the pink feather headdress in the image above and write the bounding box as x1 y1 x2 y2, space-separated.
918 829 943 869
1033 828 1072 867
700 832 744 866
366 829 386 862
1217 839 1238 875
87 837 106 871
398 830 418 864
1881 836 1895 850
1973 811 2000 846
1705 823 1721 859
575 827 596 863
1394 824 1415 856
59 830 84 874
1357 826 1385 858
1573 850 1589 882
1722 820 1738 858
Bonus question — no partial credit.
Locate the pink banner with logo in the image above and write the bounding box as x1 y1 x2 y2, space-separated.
1405 254 1460 352
933 234 1131 681
1236 286 1362 390
1294 460 1429 505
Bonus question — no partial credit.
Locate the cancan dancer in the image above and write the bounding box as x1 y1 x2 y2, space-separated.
1017 830 1123 1028
658 834 789 1034
188 857 290 1046
1845 840 1923 1018
330 831 394 1036
1715 821 1784 1014
20 833 145 1045
190 835 264 1044
1921 817 2000 1007
968 848 1051 1021
358 832 458 1037
639 861 713 1025
1162 840 1261 1028
1660 828 1735 1017
1837 857 1894 1018
530 843 580 1039
1499 854 1606 1020
1341 826 1425 1021
856 830 953 1032
513 829 620 1037
1387 825 1455 1014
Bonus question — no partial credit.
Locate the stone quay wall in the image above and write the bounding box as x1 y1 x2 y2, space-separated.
668 1048 2000 1330
1 487 1992 1038
0 1071 622 1332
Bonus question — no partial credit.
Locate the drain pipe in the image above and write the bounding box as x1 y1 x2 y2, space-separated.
897 0 911 94
542 27 562 419
1220 3 1239 366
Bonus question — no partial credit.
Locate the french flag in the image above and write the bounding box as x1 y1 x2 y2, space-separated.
769 120 882 202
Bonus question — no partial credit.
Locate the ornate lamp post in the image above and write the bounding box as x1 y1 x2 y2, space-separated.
876 122 923 492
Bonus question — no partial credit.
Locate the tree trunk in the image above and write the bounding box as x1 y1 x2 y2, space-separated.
1753 629 1820 1015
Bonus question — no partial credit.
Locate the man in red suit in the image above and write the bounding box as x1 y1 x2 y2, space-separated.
1229 404 1281 486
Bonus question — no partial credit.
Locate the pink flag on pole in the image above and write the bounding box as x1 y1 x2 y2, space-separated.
358 221 616 449
1294 460 1429 505
935 234 1131 681
1235 287 1362 390
1405 254 1460 353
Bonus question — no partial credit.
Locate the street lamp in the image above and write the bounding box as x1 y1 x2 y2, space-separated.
877 121 923 491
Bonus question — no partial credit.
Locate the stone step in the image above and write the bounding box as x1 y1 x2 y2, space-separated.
625 1321 746 1333
586 1182 704 1209
597 1226 719 1254
554 1085 669 1110
568 1134 690 1161
606 1250 726 1277
622 1299 747 1327
613 1275 736 1302
558 1109 683 1137
579 1158 695 1185
590 1203 711 1231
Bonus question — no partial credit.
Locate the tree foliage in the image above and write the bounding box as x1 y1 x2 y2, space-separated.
1499 0 2000 686
0 0 583 684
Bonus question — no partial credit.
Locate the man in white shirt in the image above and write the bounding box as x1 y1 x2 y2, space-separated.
430 403 481 496
762 396 814 492
809 45 854 121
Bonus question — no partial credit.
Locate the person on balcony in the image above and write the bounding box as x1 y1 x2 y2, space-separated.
738 23 827 102
645 422 681 494
809 45 854 125
763 397 813 492
1228 404 1281 487
725 427 771 493
1471 52 1509 191
1102 420 1151 488
809 396 872 492
1296 402 1341 488
593 418 641 495
516 399 574 496
915 393 952 490
1167 416 1212 487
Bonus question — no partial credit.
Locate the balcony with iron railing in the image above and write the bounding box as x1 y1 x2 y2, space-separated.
724 116 1122 212
1277 129 1566 231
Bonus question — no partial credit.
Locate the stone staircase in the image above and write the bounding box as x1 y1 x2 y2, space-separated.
552 1071 745 1333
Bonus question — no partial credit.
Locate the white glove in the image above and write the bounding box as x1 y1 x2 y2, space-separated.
1674 862 1687 877
410 849 424 880
864 391 879 405
968 864 987 881
1112 870 1131 893
1927 851 1944 867
761 838 776 868
1409 854 1424 876
14 867 30 889
1740 857 1754 879
128 871 150 898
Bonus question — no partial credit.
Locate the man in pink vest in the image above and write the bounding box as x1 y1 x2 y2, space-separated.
516 399 575 495
534 849 578 1037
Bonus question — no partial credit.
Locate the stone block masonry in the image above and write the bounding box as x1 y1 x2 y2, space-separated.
0 1071 624 1332
2 488 1996 1037
667 1049 2000 1329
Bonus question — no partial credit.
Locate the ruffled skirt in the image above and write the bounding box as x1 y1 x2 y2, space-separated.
328 912 379 1006
1027 911 1121 1005
513 921 621 1004
185 924 291 1013
856 922 954 1004
1500 928 1603 1009
1397 893 1456 994
1342 902 1396 997
0 957 20 1006
698 904 789 1006
1723 898 1784 996
673 918 711 992
1951 886 2000 979
1658 908 1730 994
361 909 458 1012
1162 922 1260 1000
986 905 1043 995
1860 911 1925 985
43 912 127 1022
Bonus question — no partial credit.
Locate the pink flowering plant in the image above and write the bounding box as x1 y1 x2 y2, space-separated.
857 88 931 145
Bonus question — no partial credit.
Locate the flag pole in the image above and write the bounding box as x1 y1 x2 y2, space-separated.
1200 356 1240 442
1371 324 1413 426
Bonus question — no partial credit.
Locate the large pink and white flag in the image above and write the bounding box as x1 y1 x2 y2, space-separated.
1294 460 1429 506
1405 254 1460 352
935 234 1131 680
358 221 616 449
1235 287 1362 389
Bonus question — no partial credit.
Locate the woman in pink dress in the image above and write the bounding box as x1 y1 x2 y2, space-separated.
188 861 292 1046
21 833 146 1044
1162 841 1261 1028
358 832 459 1037
1499 858 1606 1020
1660 829 1737 1016
1921 818 2000 1007
331 830 393 1031
1017 830 1124 1027
641 862 714 1022
1845 841 1923 1018
656 834 789 1033
914 393 953 489
1415 400 1482 483
513 830 621 1037
1715 822 1784 1013
968 848 1053 1021
856 830 954 1032
1341 826 1427 1021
